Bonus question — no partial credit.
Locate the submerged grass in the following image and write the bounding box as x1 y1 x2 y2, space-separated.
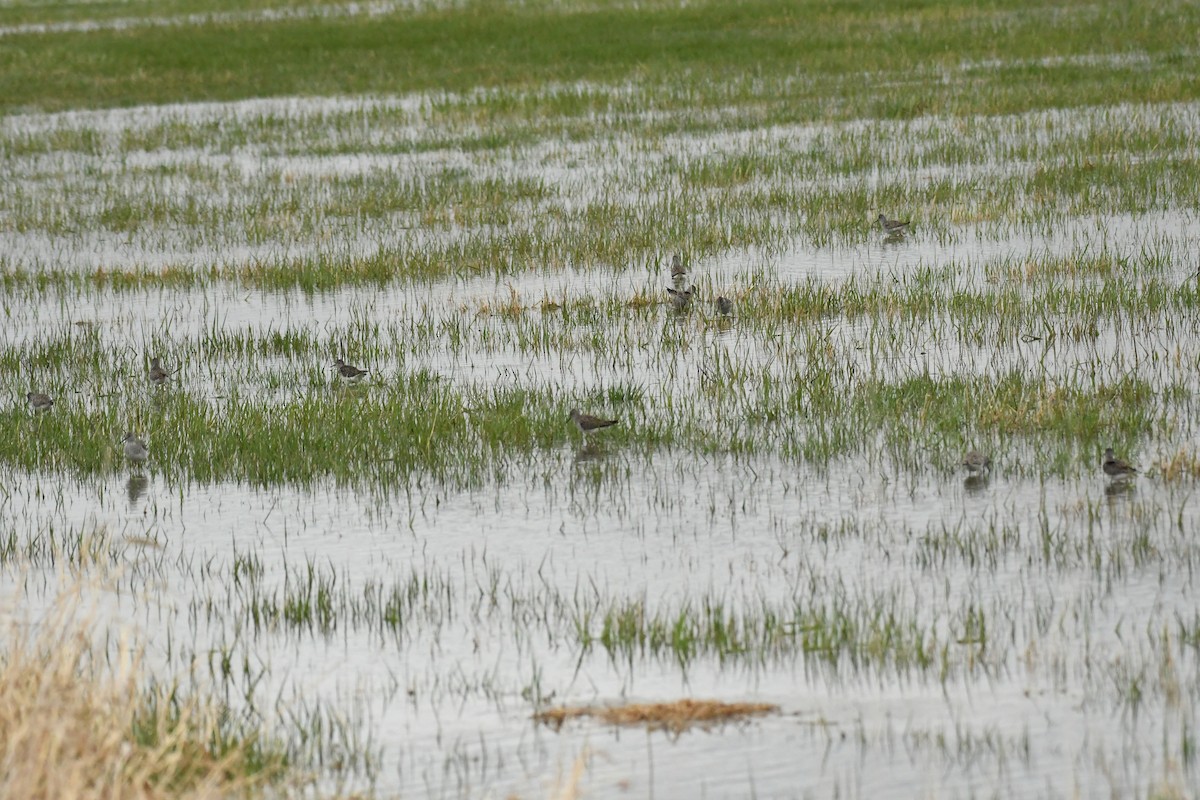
0 244 1187 487
0 353 1168 486
2 0 1200 795
5 104 1200 292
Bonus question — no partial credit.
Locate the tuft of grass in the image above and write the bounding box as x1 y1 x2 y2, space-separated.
0 589 293 799
534 699 778 734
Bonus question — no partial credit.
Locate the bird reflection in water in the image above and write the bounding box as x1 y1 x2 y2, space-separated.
126 473 149 506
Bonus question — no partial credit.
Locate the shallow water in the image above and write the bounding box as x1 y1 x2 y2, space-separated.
2 90 1199 798
3 438 1196 796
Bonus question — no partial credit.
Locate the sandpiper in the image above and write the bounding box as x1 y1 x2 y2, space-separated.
962 450 992 475
148 356 174 386
334 358 368 382
26 392 54 412
666 286 693 312
877 213 910 234
670 253 687 280
121 432 149 465
1102 447 1137 479
716 296 733 316
569 408 618 438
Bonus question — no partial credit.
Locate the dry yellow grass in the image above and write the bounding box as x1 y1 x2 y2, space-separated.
534 698 778 735
0 588 289 800
1156 449 1200 482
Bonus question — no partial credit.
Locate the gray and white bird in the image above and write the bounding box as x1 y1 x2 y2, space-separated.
670 253 687 280
333 358 368 382
121 432 149 465
569 408 618 439
1102 447 1137 479
716 296 734 316
666 286 694 312
962 450 992 475
148 357 175 386
877 213 910 234
26 392 54 412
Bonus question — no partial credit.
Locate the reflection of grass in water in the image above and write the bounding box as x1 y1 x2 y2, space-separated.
1 493 1194 791
6 518 1191 678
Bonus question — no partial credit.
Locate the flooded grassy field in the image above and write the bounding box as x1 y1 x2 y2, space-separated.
2 0 1199 797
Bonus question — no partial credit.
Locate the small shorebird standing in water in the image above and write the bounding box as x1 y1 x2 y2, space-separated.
121 432 149 465
1102 447 1137 480
716 296 734 316
877 213 910 234
333 358 368 382
148 357 175 386
666 286 693 313
962 450 992 475
569 408 618 442
26 392 54 412
670 253 687 281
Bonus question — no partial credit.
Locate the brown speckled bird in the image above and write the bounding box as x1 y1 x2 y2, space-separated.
1102 447 1137 479
569 408 618 438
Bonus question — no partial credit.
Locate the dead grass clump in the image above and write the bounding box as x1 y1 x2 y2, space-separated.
0 598 289 799
534 698 778 734
1157 449 1200 482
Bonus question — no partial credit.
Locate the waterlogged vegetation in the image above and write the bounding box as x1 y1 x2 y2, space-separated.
2 0 1200 797
0 304 1178 485
6 104 1200 289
